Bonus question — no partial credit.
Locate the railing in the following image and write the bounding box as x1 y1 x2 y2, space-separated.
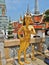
4 38 42 47
0 37 45 65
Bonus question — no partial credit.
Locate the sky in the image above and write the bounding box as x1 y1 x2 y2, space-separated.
5 0 49 21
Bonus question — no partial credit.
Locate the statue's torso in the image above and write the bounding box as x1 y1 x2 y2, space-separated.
23 26 30 41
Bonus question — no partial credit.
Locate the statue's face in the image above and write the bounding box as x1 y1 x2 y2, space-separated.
25 16 31 26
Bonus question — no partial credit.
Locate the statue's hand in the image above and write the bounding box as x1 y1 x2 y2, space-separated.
28 25 36 34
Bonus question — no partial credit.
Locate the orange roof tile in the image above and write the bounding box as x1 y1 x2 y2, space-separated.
34 15 42 22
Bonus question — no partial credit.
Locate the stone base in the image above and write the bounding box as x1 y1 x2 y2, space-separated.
16 58 47 65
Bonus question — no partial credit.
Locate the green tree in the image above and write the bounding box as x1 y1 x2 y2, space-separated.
43 9 49 22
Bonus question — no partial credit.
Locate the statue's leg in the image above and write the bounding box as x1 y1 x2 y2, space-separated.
18 50 24 65
24 42 30 64
31 45 36 60
18 42 25 65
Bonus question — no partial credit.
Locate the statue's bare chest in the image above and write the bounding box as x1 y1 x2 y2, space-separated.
24 27 30 36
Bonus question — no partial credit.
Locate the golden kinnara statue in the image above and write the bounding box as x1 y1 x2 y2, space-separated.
18 14 36 65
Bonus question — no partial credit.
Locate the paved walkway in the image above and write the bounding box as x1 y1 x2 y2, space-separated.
15 58 47 65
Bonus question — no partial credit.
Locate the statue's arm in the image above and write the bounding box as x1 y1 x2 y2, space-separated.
18 26 24 39
30 26 36 35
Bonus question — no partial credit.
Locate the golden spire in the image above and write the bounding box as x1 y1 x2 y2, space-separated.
2 7 5 16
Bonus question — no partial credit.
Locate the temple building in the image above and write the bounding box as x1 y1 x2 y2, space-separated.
12 0 46 38
0 0 9 36
24 0 46 38
32 0 43 23
24 1 45 30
